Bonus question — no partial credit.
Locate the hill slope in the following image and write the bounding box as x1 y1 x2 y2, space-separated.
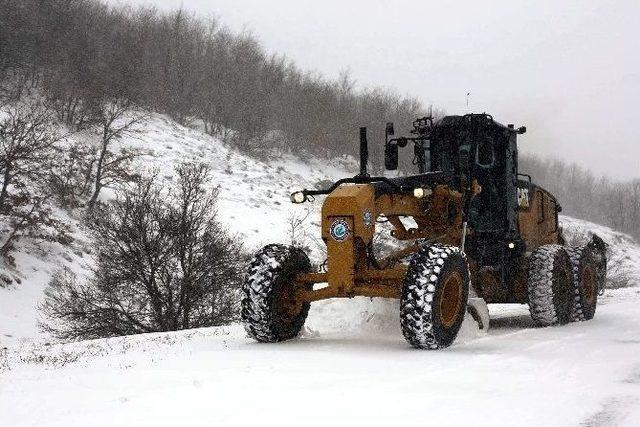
0 114 358 344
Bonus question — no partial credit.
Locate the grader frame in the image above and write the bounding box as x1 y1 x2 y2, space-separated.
293 183 468 303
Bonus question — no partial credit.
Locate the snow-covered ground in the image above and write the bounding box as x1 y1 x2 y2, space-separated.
1 114 640 426
2 289 640 426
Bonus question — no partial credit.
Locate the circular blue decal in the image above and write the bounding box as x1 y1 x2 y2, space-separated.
330 219 349 241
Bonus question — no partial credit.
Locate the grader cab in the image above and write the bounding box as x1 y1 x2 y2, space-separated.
241 113 607 349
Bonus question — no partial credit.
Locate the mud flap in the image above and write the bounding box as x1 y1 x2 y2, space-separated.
466 288 490 331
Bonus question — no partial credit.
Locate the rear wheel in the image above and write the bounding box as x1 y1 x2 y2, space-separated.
241 244 311 342
527 244 573 326
567 246 599 321
400 244 470 349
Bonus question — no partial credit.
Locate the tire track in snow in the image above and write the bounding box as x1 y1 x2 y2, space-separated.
580 363 640 426
621 363 640 385
580 396 638 427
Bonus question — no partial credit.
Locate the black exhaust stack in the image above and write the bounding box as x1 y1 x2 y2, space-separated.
359 127 369 177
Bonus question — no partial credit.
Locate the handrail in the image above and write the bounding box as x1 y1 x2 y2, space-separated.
303 176 403 197
301 171 454 198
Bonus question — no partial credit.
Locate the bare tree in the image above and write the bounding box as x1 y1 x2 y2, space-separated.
287 208 311 251
41 162 245 340
0 102 71 260
1 0 425 168
0 103 59 210
87 99 145 212
47 140 96 208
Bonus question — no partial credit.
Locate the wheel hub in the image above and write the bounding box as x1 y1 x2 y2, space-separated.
276 287 304 322
582 266 597 305
439 272 463 328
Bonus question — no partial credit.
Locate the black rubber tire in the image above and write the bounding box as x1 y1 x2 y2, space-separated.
241 244 311 342
527 244 573 326
566 246 599 321
400 244 470 350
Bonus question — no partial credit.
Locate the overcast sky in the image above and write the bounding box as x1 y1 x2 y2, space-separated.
107 0 639 180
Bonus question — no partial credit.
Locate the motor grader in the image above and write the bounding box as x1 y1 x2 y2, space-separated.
241 113 607 349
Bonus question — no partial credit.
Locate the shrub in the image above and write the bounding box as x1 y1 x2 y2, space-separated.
40 162 245 340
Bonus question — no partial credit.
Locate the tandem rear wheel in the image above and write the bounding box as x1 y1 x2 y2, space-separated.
526 243 601 326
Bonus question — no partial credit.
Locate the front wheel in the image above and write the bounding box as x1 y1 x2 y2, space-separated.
241 244 311 342
400 244 470 350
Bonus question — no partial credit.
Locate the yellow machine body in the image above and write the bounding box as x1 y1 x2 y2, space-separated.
293 177 562 308
295 182 466 303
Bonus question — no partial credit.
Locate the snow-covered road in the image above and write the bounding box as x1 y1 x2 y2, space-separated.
2 289 640 427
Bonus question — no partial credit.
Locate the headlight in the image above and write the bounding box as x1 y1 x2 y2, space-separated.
290 191 306 204
413 187 432 198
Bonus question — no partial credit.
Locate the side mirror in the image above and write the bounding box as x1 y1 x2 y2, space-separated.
385 142 399 170
385 122 395 138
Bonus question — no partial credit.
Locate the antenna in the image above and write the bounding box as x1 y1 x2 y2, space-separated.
466 92 470 111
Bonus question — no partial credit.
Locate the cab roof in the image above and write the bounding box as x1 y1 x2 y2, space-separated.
434 113 515 133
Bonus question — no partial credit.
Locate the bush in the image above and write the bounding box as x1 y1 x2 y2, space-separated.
40 162 245 340
0 101 71 261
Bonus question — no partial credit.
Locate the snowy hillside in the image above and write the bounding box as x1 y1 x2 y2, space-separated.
0 114 360 345
2 114 640 426
561 215 640 289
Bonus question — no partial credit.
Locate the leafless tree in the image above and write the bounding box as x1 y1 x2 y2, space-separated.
41 162 245 340
287 208 311 250
86 99 146 211
0 103 59 209
47 140 96 208
0 102 71 260
0 0 424 168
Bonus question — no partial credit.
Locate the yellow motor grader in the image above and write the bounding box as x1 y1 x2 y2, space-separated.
241 114 607 349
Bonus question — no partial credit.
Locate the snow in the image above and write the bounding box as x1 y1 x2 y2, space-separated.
0 208 93 347
1 113 640 426
2 289 640 426
561 215 640 289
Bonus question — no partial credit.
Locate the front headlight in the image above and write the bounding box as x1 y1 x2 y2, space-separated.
413 187 433 199
290 191 306 204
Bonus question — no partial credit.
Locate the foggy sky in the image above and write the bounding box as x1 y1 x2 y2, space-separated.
107 0 640 180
